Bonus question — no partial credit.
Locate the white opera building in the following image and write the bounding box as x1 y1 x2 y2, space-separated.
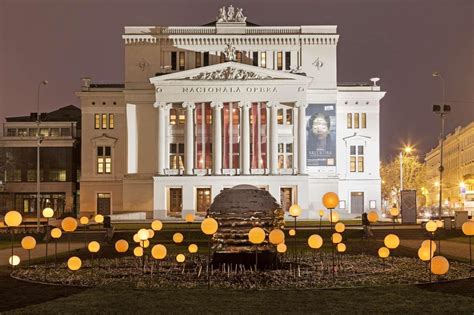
77 6 386 220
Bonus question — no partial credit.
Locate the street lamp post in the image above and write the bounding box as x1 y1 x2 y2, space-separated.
36 80 48 232
399 146 413 208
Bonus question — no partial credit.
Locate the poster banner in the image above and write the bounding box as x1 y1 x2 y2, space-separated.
306 104 336 166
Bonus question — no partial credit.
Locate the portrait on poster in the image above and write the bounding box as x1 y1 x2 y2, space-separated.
306 104 336 166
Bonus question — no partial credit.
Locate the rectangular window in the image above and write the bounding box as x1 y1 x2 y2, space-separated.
286 108 293 125
40 128 49 137
179 51 185 70
97 146 112 174
195 52 202 68
50 128 60 137
236 51 242 63
196 103 213 169
350 156 357 172
95 114 100 129
171 51 177 70
361 113 367 128
347 113 352 128
280 187 293 212
29 128 38 137
277 109 284 125
49 170 66 182
358 156 364 172
277 52 283 70
203 52 209 66
278 142 293 169
7 169 21 182
17 128 27 137
101 114 107 129
260 52 267 68
109 114 114 129
196 188 211 213
285 51 291 70
169 143 184 169
220 52 226 63
169 107 186 125
252 52 259 66
250 102 267 169
349 145 364 172
169 188 182 213
354 113 360 128
6 129 16 136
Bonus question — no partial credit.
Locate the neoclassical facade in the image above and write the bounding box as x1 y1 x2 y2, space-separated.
77 6 385 219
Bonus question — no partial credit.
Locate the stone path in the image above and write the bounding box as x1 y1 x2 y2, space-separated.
0 242 85 266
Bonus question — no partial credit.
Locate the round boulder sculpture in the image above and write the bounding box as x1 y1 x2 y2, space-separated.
208 185 284 268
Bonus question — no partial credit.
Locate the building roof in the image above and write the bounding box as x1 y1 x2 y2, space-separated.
6 105 81 124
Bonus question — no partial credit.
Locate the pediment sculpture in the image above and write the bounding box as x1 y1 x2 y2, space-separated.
182 67 274 80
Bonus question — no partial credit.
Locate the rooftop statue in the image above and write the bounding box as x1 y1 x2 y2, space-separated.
216 5 247 23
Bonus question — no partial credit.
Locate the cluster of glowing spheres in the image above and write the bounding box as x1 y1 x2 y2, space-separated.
431 256 449 275
9 255 20 266
288 229 296 236
384 234 400 249
184 213 195 223
367 211 379 223
42 207 54 218
425 220 438 233
418 246 433 261
115 240 129 253
188 244 198 253
331 232 342 244
421 240 437 252
308 234 323 249
88 241 100 253
462 221 474 236
334 222 345 233
173 232 184 244
201 217 218 235
151 220 163 231
378 247 390 259
138 228 149 241
94 214 104 224
289 204 302 217
67 256 82 271
248 227 265 245
269 229 285 245
176 254 186 263
79 216 89 225
147 229 155 239
133 247 143 257
142 240 150 248
4 211 22 227
389 208 400 217
277 243 287 253
61 217 78 232
51 228 62 239
151 244 167 259
328 211 340 224
322 192 339 209
337 243 347 253
21 236 36 250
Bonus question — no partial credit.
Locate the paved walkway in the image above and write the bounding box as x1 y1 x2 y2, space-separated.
0 242 85 266
401 239 473 261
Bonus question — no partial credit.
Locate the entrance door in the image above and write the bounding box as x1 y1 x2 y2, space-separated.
169 188 183 213
97 193 111 215
351 192 364 214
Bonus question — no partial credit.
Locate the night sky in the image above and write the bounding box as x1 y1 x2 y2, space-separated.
0 0 472 160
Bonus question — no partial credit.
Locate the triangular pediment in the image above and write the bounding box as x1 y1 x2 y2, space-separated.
150 62 312 84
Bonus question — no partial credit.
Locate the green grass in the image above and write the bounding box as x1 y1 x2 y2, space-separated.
8 283 474 314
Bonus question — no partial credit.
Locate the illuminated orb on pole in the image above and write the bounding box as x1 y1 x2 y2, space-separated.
288 228 296 236
147 229 155 239
176 254 186 263
431 256 449 275
425 220 438 233
79 216 89 225
378 247 390 259
248 227 265 244
308 234 323 249
367 211 379 223
269 229 285 245
151 244 167 259
384 234 400 249
137 228 149 241
173 232 184 244
9 255 20 266
390 208 400 217
133 247 143 257
188 244 198 253
67 256 82 271
61 217 78 232
94 214 104 224
421 240 437 253
335 222 345 233
51 228 62 239
322 192 339 209
21 236 36 250
328 211 340 224
337 243 347 253
277 243 287 253
289 204 302 217
331 232 342 244
42 207 54 218
201 218 218 235
151 220 163 231
5 211 22 227
462 221 474 236
88 241 100 253
184 213 195 223
418 246 433 261
115 239 129 253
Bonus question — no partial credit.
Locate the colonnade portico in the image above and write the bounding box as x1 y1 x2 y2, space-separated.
153 99 307 176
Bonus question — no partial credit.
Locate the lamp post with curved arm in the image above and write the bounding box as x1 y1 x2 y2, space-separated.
36 80 48 232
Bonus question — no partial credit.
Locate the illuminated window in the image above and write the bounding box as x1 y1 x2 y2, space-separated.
280 187 293 212
97 146 112 174
109 114 114 129
361 113 367 128
354 113 360 128
277 52 283 70
277 109 284 125
250 102 267 169
260 52 266 68
179 52 185 70
169 188 182 213
347 113 352 128
349 145 364 172
195 103 213 169
196 188 211 213
278 142 293 169
101 114 107 129
286 109 293 125
169 143 184 170
195 52 202 68
95 114 100 129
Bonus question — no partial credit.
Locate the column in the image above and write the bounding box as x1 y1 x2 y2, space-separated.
240 101 251 175
296 101 308 175
267 101 279 175
154 101 169 175
182 102 195 175
211 101 223 175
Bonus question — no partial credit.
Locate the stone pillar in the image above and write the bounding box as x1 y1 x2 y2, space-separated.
154 101 169 175
211 101 223 175
268 101 279 175
296 101 307 174
240 101 251 175
182 102 195 175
